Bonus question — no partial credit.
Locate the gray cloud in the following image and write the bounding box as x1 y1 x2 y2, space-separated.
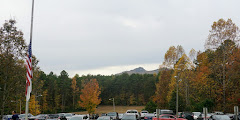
1 0 240 75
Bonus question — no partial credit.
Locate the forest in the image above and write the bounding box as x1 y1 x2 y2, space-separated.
0 18 240 116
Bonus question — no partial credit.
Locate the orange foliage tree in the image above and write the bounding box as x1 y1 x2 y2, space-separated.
153 69 172 108
79 79 101 114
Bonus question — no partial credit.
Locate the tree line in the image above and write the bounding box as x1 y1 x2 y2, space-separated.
1 18 240 117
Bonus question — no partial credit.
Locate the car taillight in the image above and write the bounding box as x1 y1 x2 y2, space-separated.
144 117 147 119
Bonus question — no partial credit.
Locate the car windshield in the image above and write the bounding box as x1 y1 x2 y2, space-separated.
70 117 82 120
122 115 136 120
145 114 155 117
160 115 174 118
36 115 46 118
107 112 116 116
193 112 201 116
49 114 59 118
214 115 230 120
19 115 25 118
141 111 148 113
65 114 72 117
161 110 173 114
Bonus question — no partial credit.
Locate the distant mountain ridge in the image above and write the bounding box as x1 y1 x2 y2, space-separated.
117 67 159 75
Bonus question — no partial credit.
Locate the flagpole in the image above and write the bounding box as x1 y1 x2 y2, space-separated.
25 0 34 119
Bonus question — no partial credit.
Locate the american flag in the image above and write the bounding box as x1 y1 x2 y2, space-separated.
26 41 32 101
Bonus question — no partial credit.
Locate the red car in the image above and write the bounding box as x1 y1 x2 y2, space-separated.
152 114 187 120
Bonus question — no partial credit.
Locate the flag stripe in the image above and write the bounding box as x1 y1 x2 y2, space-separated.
26 42 32 101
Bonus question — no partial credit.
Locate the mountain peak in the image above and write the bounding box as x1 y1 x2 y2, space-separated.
117 67 159 75
133 67 146 72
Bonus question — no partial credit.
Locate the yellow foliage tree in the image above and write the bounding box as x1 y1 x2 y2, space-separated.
167 54 193 106
29 95 41 115
42 90 48 113
71 75 79 109
79 79 101 114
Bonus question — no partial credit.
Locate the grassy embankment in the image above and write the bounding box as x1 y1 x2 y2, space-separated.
74 105 145 115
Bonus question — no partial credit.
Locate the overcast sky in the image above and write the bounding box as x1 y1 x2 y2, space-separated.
1 0 240 77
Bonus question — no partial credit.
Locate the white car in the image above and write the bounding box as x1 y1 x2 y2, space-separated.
140 110 148 119
125 110 140 120
69 115 89 120
192 112 201 120
97 116 113 120
65 113 73 120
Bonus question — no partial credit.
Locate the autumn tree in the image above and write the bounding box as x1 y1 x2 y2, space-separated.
163 45 185 68
205 18 240 50
71 74 79 109
42 90 48 113
153 69 172 108
0 19 27 117
205 18 240 112
79 79 101 114
167 54 193 109
189 48 197 62
29 95 41 115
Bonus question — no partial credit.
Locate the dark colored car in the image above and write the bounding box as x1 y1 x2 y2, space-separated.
90 114 99 119
179 112 194 120
101 113 107 116
144 113 155 120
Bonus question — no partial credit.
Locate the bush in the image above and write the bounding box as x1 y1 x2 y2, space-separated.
145 101 157 113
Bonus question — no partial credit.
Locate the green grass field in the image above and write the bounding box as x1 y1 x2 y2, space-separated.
74 105 145 115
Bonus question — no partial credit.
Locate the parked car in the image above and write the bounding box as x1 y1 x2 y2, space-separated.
2 115 12 120
141 111 149 119
58 113 66 120
144 113 155 120
97 116 113 120
179 112 194 120
29 114 49 120
122 115 137 120
101 113 107 116
125 110 140 120
47 114 59 120
90 114 99 119
19 114 33 120
209 115 231 120
107 112 119 120
192 112 201 120
118 114 124 120
159 110 174 115
226 114 234 120
213 112 224 115
152 114 187 120
65 113 73 120
197 113 212 120
69 115 89 120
